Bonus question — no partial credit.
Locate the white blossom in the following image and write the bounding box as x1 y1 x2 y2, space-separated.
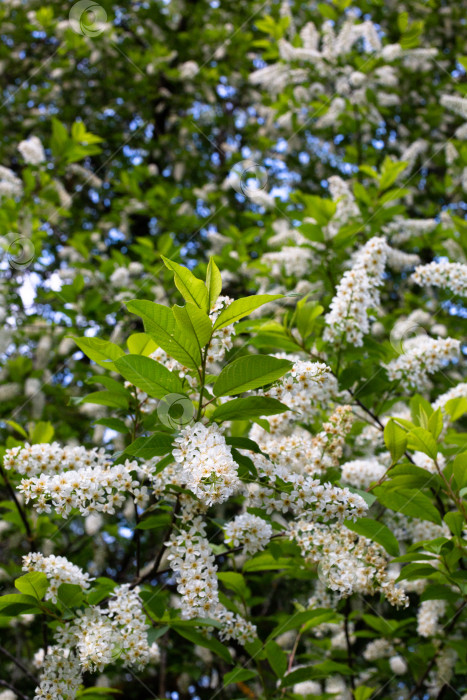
18 136 46 164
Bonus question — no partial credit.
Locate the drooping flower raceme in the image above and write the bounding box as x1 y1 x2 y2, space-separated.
384 336 460 390
4 442 112 477
324 237 388 346
33 645 82 700
290 521 408 606
166 515 256 644
340 458 386 489
23 553 93 603
412 261 467 297
432 382 467 412
259 358 340 432
173 422 240 506
417 599 446 637
17 136 46 164
224 513 273 555
15 449 142 517
27 552 155 697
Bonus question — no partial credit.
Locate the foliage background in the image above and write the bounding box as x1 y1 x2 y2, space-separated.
0 0 466 699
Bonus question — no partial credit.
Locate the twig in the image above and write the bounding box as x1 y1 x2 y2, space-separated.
343 598 356 692
134 501 141 577
0 644 39 684
0 463 34 548
0 679 32 700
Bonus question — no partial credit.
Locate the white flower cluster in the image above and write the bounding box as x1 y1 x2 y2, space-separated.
206 296 235 369
173 422 240 506
440 94 467 139
383 216 438 245
245 455 367 523
432 382 467 412
150 347 197 390
11 443 143 517
33 646 81 700
4 442 111 477
23 553 93 603
400 139 428 174
167 517 256 644
17 136 46 165
0 165 23 198
427 648 458 697
260 358 340 432
412 451 445 475
390 655 408 675
385 246 420 272
327 175 360 235
290 521 408 606
71 584 150 671
363 638 395 661
417 599 446 637
340 458 386 489
224 513 273 554
384 336 460 390
251 404 355 478
33 585 155 698
412 261 467 297
324 237 388 346
262 246 312 278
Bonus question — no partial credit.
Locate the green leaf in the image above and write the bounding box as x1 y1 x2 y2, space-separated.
94 418 129 433
384 419 407 463
374 484 441 524
361 614 400 636
136 512 171 530
243 553 295 573
86 376 129 395
268 609 339 639
0 593 41 616
126 300 200 369
5 421 28 438
344 517 399 557
428 408 443 440
71 337 125 371
213 355 293 397
387 464 442 490
354 688 377 700
213 295 283 330
295 299 324 340
445 397 467 422
77 391 129 410
206 258 222 309
114 354 184 399
123 433 174 460
406 427 439 460
282 661 353 686
211 397 289 422
444 511 464 537
77 689 122 697
126 333 158 356
223 668 258 686
396 563 437 583
452 452 467 490
225 436 263 453
172 303 212 349
57 583 84 609
29 421 55 444
162 256 209 310
217 572 249 598
172 626 232 663
265 640 288 678
15 572 48 600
